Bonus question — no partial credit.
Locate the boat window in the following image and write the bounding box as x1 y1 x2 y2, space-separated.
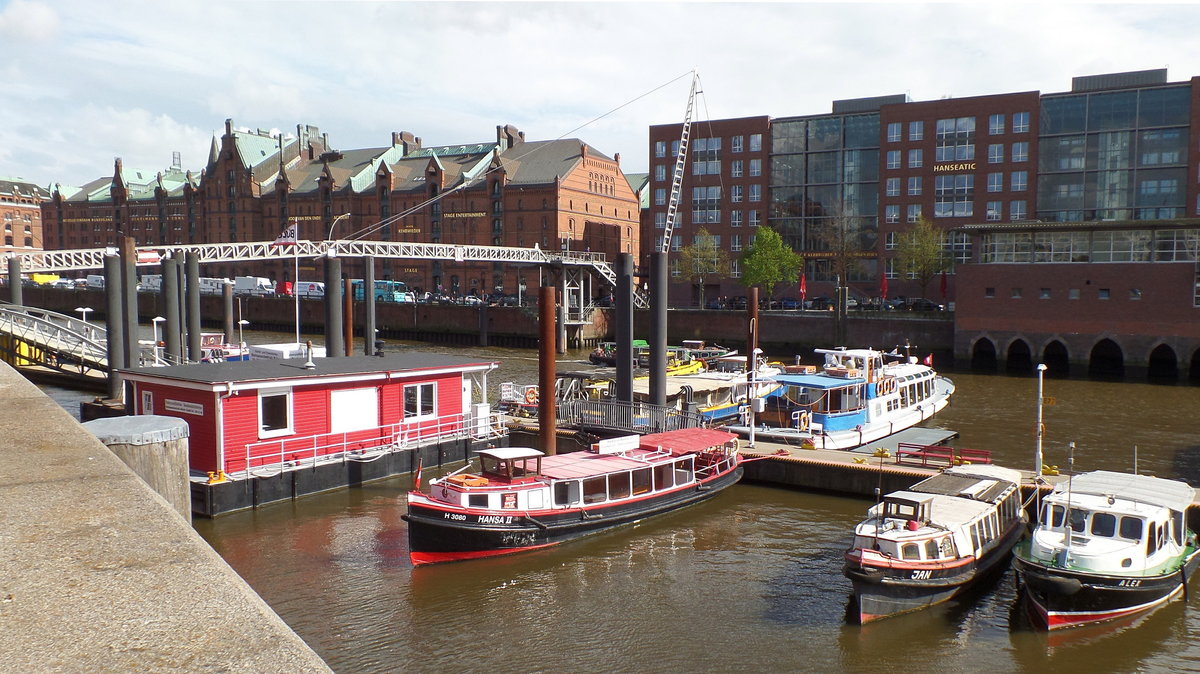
970 523 981 551
553 480 581 506
583 476 607 504
1090 512 1116 537
941 537 955 558
1046 504 1065 528
1174 511 1185 546
653 463 674 490
608 472 632 500
1147 521 1159 555
468 494 488 508
924 539 940 559
1119 516 1143 541
674 458 693 484
631 468 652 495
902 543 921 560
885 501 918 520
1068 509 1087 533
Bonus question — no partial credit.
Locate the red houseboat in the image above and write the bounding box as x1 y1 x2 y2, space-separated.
119 352 502 515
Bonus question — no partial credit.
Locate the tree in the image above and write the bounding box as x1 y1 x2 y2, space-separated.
740 226 803 304
674 227 729 308
893 216 950 299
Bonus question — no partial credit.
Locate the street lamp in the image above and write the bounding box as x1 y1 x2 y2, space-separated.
1035 363 1048 479
75 306 92 323
238 319 249 347
151 316 166 364
325 212 352 241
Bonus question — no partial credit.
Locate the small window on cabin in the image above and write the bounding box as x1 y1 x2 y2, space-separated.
468 494 489 508
924 539 940 559
902 543 921 560
1174 511 1185 546
674 458 694 484
554 480 580 506
1147 522 1159 555
653 463 674 490
1090 512 1116 537
631 468 652 495
583 476 607 504
1068 509 1087 533
259 390 292 437
1048 504 1065 528
403 382 436 419
608 472 632 500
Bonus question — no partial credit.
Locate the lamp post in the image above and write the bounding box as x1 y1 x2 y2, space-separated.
518 278 526 307
152 316 166 364
325 212 352 241
1035 363 1048 479
75 306 92 323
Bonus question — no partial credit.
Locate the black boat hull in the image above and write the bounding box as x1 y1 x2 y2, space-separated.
1013 547 1200 630
405 466 743 565
846 519 1024 623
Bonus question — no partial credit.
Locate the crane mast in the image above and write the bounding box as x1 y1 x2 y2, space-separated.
660 72 698 254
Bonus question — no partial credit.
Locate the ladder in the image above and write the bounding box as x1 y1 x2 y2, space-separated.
660 72 698 255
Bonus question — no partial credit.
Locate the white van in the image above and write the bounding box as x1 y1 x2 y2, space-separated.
141 275 163 292
86 274 105 289
234 276 274 297
295 281 325 298
198 277 230 295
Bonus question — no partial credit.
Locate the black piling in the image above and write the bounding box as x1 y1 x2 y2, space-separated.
119 238 138 369
162 257 181 362
7 256 21 306
649 251 668 407
103 254 124 401
363 256 375 356
615 253 634 403
223 282 235 345
324 254 343 358
186 252 200 361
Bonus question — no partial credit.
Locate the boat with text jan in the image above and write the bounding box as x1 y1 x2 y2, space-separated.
403 427 742 566
843 464 1027 623
726 347 954 450
1012 470 1200 630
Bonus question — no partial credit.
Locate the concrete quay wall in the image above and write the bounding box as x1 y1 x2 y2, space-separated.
0 361 330 672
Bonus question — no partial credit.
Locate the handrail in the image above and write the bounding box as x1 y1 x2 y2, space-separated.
894 442 992 468
0 302 109 370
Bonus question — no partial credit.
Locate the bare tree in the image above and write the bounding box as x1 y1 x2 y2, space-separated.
893 216 950 299
674 227 729 308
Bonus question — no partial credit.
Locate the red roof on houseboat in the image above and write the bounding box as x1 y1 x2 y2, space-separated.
117 352 496 386
638 428 738 455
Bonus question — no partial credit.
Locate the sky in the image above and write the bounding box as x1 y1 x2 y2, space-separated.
3 0 1200 189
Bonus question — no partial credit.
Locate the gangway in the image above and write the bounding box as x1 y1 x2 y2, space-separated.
0 302 109 377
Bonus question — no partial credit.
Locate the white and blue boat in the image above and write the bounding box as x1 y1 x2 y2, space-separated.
725 347 954 450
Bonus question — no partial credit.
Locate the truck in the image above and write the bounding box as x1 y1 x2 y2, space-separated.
141 275 163 292
294 281 325 298
86 274 105 289
198 277 230 295
234 276 274 297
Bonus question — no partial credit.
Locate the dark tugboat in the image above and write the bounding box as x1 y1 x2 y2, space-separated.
1012 470 1200 630
843 464 1026 623
404 428 742 565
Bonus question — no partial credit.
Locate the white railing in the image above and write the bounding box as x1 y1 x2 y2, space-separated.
238 407 506 477
0 303 108 370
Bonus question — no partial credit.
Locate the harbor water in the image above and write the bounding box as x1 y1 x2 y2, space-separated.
38 337 1200 672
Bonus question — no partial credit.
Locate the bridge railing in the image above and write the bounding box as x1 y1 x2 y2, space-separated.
0 303 108 370
559 399 704 434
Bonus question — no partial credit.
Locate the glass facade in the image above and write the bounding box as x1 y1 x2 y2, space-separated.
1037 85 1189 222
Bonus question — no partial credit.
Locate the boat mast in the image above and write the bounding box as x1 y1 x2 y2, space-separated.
659 70 698 255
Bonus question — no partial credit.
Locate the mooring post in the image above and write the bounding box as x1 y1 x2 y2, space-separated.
649 251 668 407
162 257 181 362
223 282 235 345
538 285 557 456
103 253 124 401
615 253 634 403
324 253 343 358
363 256 375 356
185 252 201 361
7 255 21 306
342 277 353 357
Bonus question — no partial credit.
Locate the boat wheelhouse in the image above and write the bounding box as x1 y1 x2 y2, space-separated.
844 464 1026 623
727 347 954 450
1012 470 1200 630
118 352 502 515
404 427 743 565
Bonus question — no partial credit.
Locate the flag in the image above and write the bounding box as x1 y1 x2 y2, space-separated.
923 354 933 366
271 223 298 247
940 271 947 299
799 273 807 302
413 454 423 490
879 274 888 303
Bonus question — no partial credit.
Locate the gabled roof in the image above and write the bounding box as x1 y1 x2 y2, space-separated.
118 352 497 387
0 179 49 201
496 138 604 186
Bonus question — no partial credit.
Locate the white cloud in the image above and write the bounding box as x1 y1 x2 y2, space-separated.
6 1 1200 188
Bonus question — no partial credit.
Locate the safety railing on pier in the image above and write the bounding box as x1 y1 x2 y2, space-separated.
894 443 992 468
238 408 506 476
558 399 705 434
0 302 108 372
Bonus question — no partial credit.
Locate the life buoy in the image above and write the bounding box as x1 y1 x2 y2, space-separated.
525 387 539 405
793 410 810 432
878 378 895 396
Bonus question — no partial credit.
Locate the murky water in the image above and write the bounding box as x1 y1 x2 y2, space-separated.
38 337 1200 673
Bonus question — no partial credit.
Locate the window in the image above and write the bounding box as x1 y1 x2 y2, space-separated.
907 176 922 196
1120 516 1144 540
553 480 580 506
908 148 923 168
748 210 760 226
988 143 1004 163
887 122 901 142
935 116 975 162
730 160 743 178
632 469 652 495
885 204 899 223
259 389 292 438
986 201 1002 221
1011 141 1029 162
909 121 924 141
989 113 1005 135
583 476 607 504
902 543 920 560
1011 171 1028 191
886 150 901 169
654 188 665 206
1040 288 1051 299
1010 200 1027 220
1013 111 1030 133
987 172 1003 193
984 287 995 298
731 234 742 251
608 472 631 500
749 159 762 177
1098 288 1110 300
906 204 921 223
731 135 743 153
1069 288 1080 299
654 165 666 181
730 258 741 278
1130 288 1142 300
749 134 762 152
749 184 761 202
654 212 666 228
404 382 436 419
731 185 743 203
730 210 742 227
655 141 667 158
1011 287 1022 299
886 178 900 196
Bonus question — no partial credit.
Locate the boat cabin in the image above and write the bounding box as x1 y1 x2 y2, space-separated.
119 353 498 479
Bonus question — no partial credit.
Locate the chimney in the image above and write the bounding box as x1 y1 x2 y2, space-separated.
225 118 233 135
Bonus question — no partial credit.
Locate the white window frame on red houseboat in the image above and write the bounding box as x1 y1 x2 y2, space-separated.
258 387 293 439
403 382 436 420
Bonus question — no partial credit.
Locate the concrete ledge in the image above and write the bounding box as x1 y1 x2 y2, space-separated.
0 362 330 672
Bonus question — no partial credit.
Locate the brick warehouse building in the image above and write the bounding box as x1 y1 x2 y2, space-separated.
648 69 1200 379
0 178 48 257
42 120 640 297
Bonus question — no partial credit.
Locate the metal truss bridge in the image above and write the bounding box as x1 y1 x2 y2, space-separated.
9 240 648 308
0 302 109 384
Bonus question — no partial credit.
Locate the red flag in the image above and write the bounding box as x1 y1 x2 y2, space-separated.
880 274 888 302
923 354 933 367
799 273 807 302
413 454 423 490
939 271 947 299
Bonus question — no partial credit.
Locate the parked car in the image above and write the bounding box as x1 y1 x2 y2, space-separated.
806 296 833 310
779 297 802 310
905 297 945 311
729 296 748 310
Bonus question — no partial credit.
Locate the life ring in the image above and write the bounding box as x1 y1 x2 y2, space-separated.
878 378 895 396
793 410 810 432
525 387 539 405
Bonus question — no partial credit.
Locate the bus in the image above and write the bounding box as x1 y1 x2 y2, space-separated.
352 279 416 303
